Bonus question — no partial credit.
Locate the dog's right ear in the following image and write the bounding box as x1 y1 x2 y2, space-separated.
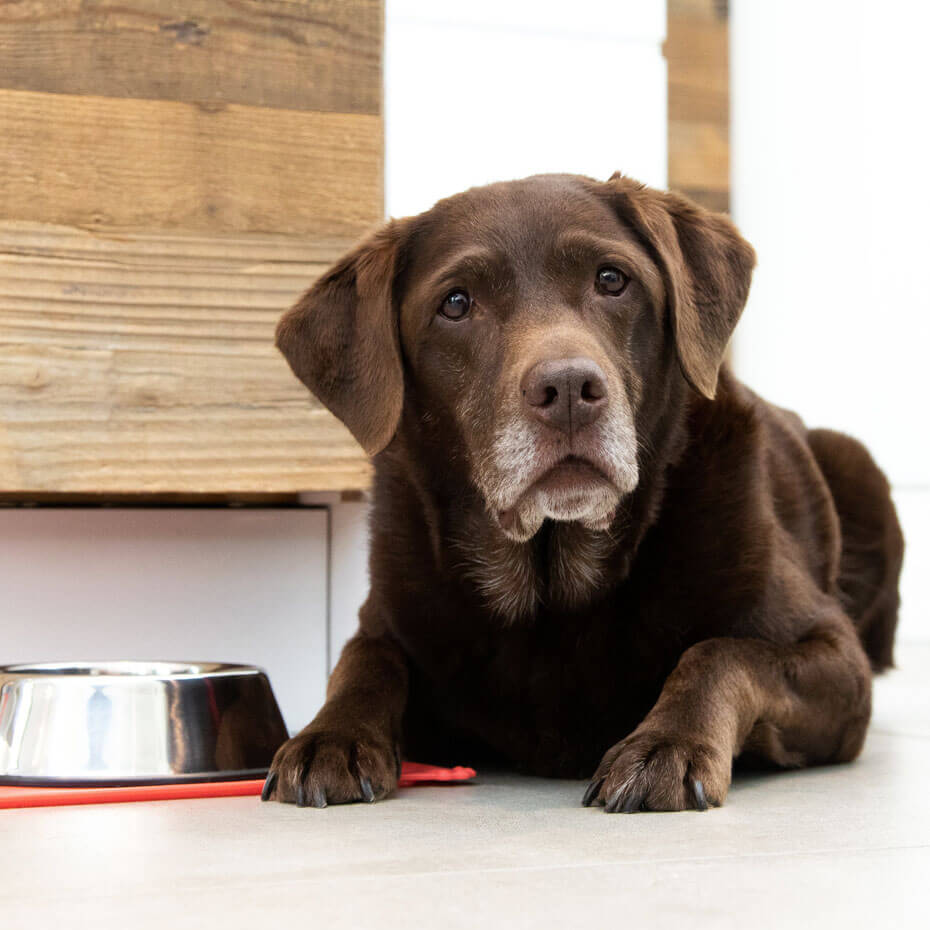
275 219 412 456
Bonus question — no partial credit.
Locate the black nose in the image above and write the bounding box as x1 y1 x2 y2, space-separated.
521 357 608 435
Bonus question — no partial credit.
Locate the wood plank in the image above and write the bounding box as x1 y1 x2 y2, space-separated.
666 18 728 123
0 222 372 494
668 0 728 21
0 0 382 115
0 89 383 237
674 188 730 215
666 0 730 212
668 119 730 194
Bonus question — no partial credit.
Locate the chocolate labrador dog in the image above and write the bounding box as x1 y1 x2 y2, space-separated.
266 172 903 812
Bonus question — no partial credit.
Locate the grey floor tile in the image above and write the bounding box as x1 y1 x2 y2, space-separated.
2 640 927 928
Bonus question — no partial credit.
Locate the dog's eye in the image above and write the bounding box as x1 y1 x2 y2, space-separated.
438 289 471 321
596 266 629 296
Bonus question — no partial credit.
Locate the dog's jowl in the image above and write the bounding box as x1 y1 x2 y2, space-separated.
265 173 903 813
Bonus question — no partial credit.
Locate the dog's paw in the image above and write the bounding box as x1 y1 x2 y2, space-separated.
582 730 730 813
262 726 401 808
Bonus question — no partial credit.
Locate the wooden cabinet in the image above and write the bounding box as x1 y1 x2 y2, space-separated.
666 0 730 214
0 1 382 494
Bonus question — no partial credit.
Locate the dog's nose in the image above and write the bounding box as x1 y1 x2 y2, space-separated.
521 358 608 434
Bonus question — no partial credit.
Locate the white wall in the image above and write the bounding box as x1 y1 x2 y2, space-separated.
385 0 667 218
731 0 930 641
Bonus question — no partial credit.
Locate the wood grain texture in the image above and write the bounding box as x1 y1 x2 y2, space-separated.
0 0 382 496
668 119 729 193
666 0 729 211
0 0 381 115
0 222 373 493
0 88 382 237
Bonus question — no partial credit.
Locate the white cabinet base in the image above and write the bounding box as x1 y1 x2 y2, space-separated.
0 508 329 733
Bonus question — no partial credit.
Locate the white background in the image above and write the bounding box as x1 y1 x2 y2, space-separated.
385 0 667 216
731 0 929 641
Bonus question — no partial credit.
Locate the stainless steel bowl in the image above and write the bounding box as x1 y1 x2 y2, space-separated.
0 661 289 786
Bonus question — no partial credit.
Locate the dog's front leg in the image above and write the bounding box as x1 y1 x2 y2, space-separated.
263 630 408 807
584 606 872 813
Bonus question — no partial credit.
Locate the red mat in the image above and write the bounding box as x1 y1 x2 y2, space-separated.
0 762 476 809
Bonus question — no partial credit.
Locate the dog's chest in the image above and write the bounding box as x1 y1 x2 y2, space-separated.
406 599 674 776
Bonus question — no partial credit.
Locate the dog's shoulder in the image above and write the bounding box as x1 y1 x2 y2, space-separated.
657 368 842 623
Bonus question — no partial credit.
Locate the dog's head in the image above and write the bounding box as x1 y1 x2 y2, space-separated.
277 174 755 541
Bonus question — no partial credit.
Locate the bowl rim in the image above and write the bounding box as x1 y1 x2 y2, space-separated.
0 660 265 681
0 769 270 788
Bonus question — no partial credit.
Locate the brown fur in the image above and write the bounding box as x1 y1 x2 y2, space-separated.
266 173 903 812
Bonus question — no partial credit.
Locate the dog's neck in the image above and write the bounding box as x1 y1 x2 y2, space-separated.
403 437 689 624
450 516 615 622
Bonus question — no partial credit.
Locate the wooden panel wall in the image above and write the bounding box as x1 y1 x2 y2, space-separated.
0 1 382 494
666 0 730 213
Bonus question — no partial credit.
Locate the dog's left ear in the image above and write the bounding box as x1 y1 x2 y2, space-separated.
275 218 413 456
604 173 757 398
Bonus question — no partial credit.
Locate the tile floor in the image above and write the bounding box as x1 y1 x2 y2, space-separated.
3 644 927 929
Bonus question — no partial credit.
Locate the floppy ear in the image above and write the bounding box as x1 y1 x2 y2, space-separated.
275 219 412 456
605 173 756 398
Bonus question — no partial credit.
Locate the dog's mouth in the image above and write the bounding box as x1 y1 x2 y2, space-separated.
485 398 640 542
531 455 609 493
496 454 621 539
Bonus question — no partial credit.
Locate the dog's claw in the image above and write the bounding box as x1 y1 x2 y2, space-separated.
604 788 624 813
359 777 375 803
310 785 328 808
260 771 277 802
295 783 309 808
692 779 709 811
604 788 646 814
582 778 603 807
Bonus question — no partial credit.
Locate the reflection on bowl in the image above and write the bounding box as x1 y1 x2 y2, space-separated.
0 661 289 786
